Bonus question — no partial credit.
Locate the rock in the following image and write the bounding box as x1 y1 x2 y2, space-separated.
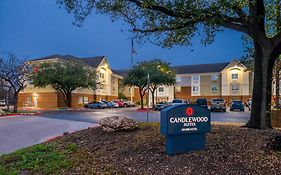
99 116 138 132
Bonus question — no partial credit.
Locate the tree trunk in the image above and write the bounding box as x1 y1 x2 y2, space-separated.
246 42 274 129
151 89 156 108
275 61 280 108
66 92 72 108
139 88 144 109
13 92 18 113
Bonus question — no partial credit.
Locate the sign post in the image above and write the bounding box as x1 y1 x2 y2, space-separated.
160 104 211 155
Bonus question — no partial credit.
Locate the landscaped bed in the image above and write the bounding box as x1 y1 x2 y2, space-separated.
1 123 281 174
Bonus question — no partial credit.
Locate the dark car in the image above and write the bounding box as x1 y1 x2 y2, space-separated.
84 101 107 109
230 100 245 111
196 98 208 109
154 101 170 111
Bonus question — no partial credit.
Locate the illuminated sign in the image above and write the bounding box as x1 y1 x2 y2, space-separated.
160 104 211 155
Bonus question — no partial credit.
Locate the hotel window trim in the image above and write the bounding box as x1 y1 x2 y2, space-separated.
232 73 238 80
159 86 164 93
193 86 199 92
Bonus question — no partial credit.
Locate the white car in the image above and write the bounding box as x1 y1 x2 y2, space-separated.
171 99 188 105
0 100 6 107
248 99 252 111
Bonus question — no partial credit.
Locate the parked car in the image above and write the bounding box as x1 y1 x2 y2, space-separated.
101 100 116 108
0 100 6 107
154 101 170 111
84 101 107 109
128 101 136 107
172 99 188 105
230 100 245 111
248 99 252 111
112 100 124 107
196 98 208 109
122 100 135 107
210 99 226 112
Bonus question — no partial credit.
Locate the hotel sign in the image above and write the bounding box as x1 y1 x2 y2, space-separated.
160 104 211 155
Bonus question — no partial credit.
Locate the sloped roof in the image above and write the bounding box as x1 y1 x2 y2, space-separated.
114 62 230 77
112 69 129 77
172 62 229 74
80 56 105 68
31 54 105 68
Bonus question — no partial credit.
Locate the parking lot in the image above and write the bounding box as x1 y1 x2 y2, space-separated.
0 107 250 154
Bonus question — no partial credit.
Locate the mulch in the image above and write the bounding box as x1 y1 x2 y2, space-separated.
54 123 281 175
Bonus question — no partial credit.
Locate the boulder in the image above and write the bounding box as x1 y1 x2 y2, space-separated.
99 116 138 132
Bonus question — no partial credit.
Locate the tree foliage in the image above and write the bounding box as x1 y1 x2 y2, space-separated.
58 0 281 128
123 59 175 108
0 53 29 112
31 61 97 107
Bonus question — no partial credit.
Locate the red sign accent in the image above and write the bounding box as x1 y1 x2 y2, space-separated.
186 107 194 116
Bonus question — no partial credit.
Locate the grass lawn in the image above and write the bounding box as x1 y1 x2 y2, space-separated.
0 143 77 175
1 122 281 174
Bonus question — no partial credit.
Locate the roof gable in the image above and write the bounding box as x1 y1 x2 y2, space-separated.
80 56 105 68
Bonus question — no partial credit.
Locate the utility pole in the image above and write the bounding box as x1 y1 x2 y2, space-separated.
146 73 150 123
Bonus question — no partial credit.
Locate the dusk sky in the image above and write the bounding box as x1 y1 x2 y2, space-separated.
0 0 245 69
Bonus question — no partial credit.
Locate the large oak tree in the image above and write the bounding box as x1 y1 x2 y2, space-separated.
31 61 97 107
58 0 281 128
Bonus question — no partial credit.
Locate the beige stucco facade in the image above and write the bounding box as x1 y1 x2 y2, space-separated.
18 56 120 109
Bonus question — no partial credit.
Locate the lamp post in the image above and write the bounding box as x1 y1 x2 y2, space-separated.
146 73 150 123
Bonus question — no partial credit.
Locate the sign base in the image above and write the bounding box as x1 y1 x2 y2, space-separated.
165 133 206 155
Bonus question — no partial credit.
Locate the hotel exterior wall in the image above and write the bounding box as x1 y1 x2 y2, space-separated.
18 92 58 109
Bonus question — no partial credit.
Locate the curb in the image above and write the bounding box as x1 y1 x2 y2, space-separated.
0 112 42 118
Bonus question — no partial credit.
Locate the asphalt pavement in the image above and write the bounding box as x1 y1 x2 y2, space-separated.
0 107 250 155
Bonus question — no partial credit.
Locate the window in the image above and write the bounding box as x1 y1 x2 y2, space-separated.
232 85 239 91
232 73 238 80
176 76 181 83
193 86 199 92
175 86 181 92
211 85 218 91
159 87 164 93
99 73 105 78
79 97 89 104
211 74 218 81
193 75 199 81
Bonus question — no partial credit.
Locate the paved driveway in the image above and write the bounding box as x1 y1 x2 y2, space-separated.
0 107 250 155
40 107 250 123
0 115 95 155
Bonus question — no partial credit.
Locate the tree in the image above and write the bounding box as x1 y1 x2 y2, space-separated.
0 53 29 113
123 63 148 109
143 59 175 107
59 0 281 129
31 61 97 107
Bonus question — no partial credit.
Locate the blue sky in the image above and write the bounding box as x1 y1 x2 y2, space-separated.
0 0 245 69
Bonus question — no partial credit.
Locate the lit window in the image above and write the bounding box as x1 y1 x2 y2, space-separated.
79 97 89 104
211 85 218 91
193 86 199 92
175 86 181 92
159 87 164 93
232 73 238 80
193 75 199 81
